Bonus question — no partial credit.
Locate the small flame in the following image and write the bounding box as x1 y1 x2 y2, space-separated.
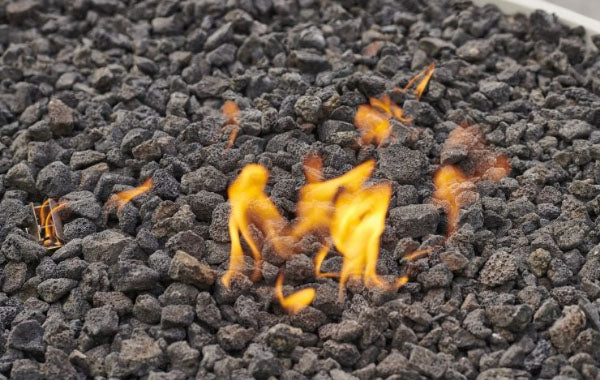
433 165 468 236
111 178 153 211
222 100 240 149
40 200 68 248
275 272 315 315
401 62 435 100
354 95 412 146
222 164 289 289
433 124 510 236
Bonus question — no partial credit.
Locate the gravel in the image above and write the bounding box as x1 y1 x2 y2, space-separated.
1 0 600 378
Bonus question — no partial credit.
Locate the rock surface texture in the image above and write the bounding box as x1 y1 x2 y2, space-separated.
0 0 599 379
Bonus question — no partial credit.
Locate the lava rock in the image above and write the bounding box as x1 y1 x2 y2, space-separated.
168 250 215 289
479 251 518 287
378 145 428 184
389 204 440 238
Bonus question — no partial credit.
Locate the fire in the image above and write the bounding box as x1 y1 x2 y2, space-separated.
223 156 429 308
433 165 468 236
221 164 289 288
328 184 394 296
111 178 153 210
354 95 413 146
433 124 510 236
37 199 68 248
291 158 375 238
401 62 435 100
275 272 315 315
222 100 240 149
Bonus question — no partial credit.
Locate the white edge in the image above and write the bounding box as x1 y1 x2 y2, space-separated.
472 0 600 47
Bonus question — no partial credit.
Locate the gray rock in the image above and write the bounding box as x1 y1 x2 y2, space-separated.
166 341 199 376
37 278 78 302
217 324 255 351
47 98 74 136
8 320 45 358
376 350 410 378
245 343 282 380
390 204 440 238
36 161 74 197
206 44 237 66
112 260 159 292
322 340 360 368
558 120 592 142
456 39 493 61
479 251 518 287
2 261 27 293
181 166 227 194
113 333 165 377
379 145 428 184
168 250 215 289
83 306 119 337
161 305 194 328
82 230 132 265
479 81 511 105
294 95 322 124
528 248 551 277
486 304 533 331
290 50 332 73
5 163 36 193
409 345 447 379
1 233 46 263
549 305 586 354
265 323 303 352
133 294 162 324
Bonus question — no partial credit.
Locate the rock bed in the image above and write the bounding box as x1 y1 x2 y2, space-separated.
1 0 600 379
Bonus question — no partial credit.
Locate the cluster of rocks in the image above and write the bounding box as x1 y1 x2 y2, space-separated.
1 0 600 379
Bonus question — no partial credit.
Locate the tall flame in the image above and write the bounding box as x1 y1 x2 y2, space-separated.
433 124 510 236
275 273 315 315
329 184 393 297
222 100 240 149
291 158 375 238
112 178 153 210
221 164 289 288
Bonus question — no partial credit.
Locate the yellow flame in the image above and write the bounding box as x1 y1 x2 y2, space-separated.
112 178 153 211
275 273 315 315
329 184 393 298
291 158 375 238
222 100 240 149
414 63 435 100
221 164 289 288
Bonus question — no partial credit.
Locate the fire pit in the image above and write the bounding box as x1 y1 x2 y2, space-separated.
1 0 600 379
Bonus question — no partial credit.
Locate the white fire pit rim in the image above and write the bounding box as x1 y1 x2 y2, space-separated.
473 0 600 48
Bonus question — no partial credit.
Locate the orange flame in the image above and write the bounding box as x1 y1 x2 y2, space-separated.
112 178 153 211
401 62 435 100
433 165 468 236
433 125 510 236
39 199 68 248
221 164 289 288
224 155 429 310
222 100 240 149
275 273 315 315
291 158 375 238
354 95 413 146
329 184 394 297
